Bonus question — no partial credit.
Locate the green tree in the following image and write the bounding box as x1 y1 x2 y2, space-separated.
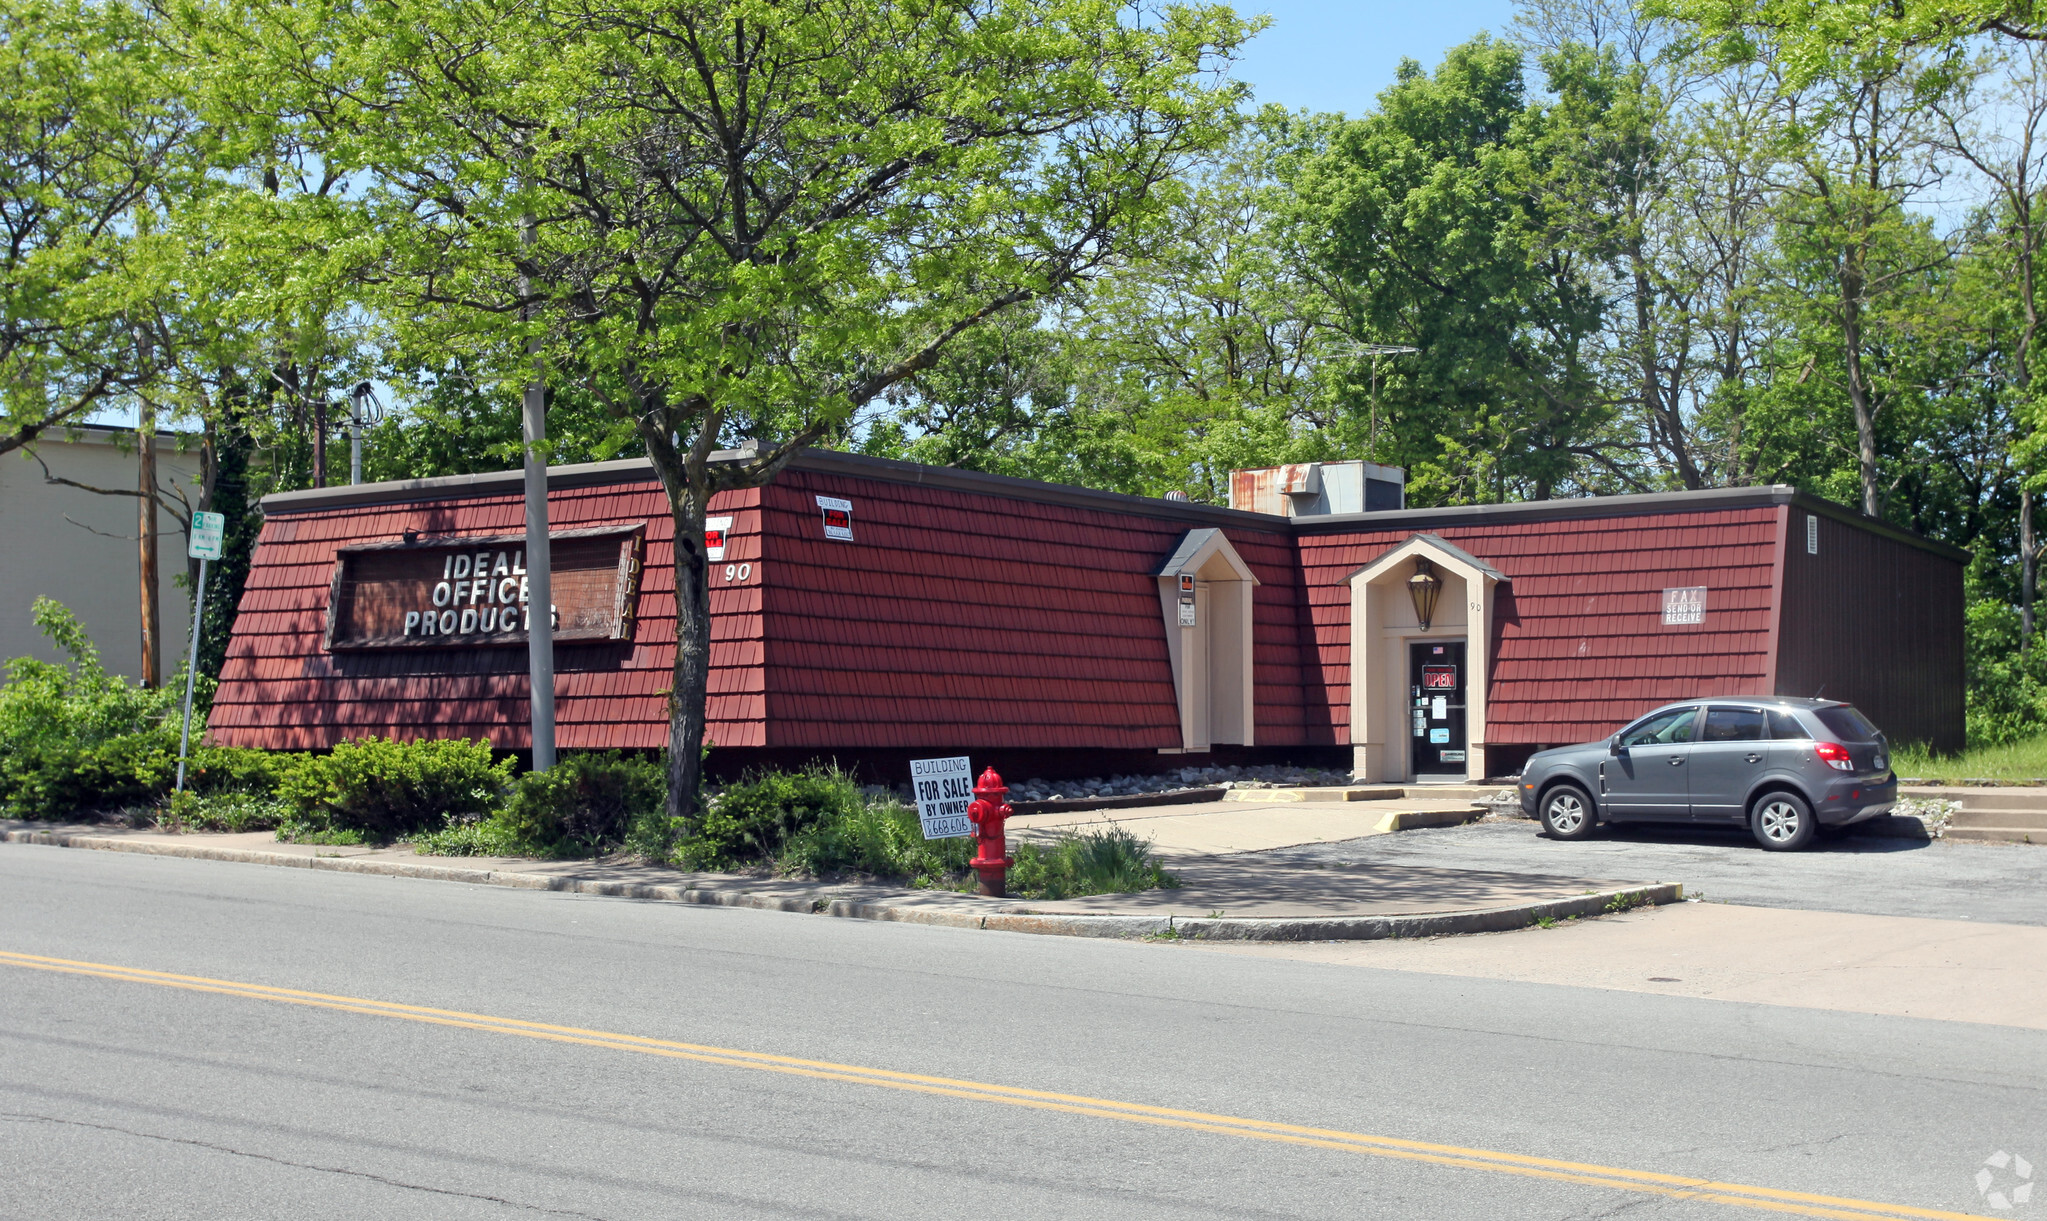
1295 36 1614 504
201 0 1255 822
0 0 188 456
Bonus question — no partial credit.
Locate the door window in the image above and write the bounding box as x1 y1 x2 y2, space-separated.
1619 707 1698 748
1766 709 1811 740
1701 707 1766 741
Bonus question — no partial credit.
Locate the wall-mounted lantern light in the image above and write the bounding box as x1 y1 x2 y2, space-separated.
1408 557 1442 629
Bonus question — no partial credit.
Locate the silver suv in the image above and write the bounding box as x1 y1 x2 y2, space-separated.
1518 698 1897 851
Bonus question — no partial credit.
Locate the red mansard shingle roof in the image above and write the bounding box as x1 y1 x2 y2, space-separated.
207 448 1965 757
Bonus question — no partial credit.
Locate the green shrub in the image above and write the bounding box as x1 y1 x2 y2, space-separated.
162 789 292 833
496 751 666 856
278 736 512 842
677 764 862 869
413 815 527 857
186 746 306 797
781 797 975 885
0 599 188 818
1006 827 1179 901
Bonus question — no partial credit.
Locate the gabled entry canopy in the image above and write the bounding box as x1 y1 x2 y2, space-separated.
1155 527 1262 585
1345 532 1509 781
1344 531 1509 588
1155 529 1258 753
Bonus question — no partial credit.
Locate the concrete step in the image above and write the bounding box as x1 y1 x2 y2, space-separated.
1223 784 1506 804
1949 809 2047 830
1944 826 2044 844
1376 809 1485 832
1900 786 2047 810
1222 786 1397 803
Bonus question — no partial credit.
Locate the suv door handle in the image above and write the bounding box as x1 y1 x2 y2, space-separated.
1669 756 1684 765
1745 753 1761 764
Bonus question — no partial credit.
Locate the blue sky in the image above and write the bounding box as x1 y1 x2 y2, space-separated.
1227 0 1520 116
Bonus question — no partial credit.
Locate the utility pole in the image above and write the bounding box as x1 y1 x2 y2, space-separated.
135 325 162 688
312 388 328 489
520 212 556 771
348 382 379 485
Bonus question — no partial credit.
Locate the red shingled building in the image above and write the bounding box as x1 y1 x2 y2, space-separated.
208 449 1965 780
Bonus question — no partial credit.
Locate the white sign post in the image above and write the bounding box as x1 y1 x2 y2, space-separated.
174 511 225 794
910 756 974 840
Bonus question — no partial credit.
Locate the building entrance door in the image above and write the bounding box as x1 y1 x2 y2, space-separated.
1409 641 1468 778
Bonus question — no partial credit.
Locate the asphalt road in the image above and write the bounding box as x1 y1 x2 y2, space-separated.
4 843 2043 1220
1265 818 2047 925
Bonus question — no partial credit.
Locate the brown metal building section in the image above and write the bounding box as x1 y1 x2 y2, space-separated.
1774 501 1966 751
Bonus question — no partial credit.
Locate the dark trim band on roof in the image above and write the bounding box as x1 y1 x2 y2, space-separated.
260 449 1968 563
1292 485 1970 562
261 447 1291 530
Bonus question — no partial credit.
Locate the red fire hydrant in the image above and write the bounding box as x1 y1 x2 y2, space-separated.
967 767 1015 898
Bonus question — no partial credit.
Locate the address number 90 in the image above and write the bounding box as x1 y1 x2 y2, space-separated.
723 563 753 582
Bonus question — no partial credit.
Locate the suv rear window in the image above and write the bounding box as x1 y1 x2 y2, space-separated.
1766 709 1811 740
1814 705 1880 741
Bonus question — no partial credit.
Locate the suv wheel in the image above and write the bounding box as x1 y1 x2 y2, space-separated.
1751 791 1816 851
1540 784 1597 840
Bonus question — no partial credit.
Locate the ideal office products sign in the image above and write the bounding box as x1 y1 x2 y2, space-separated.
323 526 644 651
816 495 853 541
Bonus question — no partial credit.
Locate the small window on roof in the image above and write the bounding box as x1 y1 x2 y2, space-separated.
1702 707 1766 741
1815 705 1880 741
1767 709 1811 740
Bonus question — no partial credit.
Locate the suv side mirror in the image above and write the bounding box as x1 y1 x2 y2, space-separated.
1608 736 1623 756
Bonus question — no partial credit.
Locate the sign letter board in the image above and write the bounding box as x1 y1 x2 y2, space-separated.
324 526 644 651
910 756 974 840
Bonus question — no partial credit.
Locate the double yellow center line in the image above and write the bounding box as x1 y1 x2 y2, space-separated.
0 949 1990 1221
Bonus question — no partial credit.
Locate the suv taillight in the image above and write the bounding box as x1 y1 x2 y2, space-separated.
1814 741 1855 772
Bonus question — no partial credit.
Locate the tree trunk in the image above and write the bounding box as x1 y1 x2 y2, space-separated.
1839 266 1880 517
663 486 712 828
137 404 162 687
2025 486 2037 652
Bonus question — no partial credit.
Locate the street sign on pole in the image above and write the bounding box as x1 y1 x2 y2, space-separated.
174 511 227 793
188 510 225 561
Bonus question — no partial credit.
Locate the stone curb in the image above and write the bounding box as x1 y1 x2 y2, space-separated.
1 828 1681 941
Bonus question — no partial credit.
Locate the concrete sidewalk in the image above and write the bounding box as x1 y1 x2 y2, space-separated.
1 819 1676 941
1191 900 2047 1031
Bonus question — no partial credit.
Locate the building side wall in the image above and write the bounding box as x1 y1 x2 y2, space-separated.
754 469 1307 751
1300 507 1783 758
1776 507 1965 751
207 482 763 751
0 434 201 680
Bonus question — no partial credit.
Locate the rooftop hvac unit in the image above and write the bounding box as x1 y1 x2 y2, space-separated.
1228 461 1405 517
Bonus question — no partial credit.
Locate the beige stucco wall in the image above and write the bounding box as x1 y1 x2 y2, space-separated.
0 428 203 681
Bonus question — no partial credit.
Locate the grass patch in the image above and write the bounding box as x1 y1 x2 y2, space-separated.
1006 827 1179 900
668 764 1178 899
1891 736 2047 783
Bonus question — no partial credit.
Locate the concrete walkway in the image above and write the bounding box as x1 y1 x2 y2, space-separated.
1 818 1674 941
1009 796 1484 856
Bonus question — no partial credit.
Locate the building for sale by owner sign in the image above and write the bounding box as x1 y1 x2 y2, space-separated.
207 450 1966 780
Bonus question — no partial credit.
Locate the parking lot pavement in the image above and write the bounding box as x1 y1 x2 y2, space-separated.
1257 818 2047 926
